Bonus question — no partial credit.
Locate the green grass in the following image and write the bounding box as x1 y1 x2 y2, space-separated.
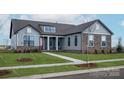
0 65 84 78
1 61 124 78
52 52 124 61
96 61 124 67
0 52 69 67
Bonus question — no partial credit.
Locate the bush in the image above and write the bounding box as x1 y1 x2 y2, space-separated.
116 45 123 53
101 50 105 54
95 49 98 54
0 70 11 76
116 37 123 53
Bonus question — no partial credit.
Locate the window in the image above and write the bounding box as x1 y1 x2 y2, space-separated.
42 26 56 33
27 28 32 33
75 36 78 46
101 35 107 47
68 37 70 46
23 35 34 47
88 34 94 47
96 24 100 30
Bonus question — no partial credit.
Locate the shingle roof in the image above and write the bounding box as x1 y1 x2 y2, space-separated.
10 19 113 38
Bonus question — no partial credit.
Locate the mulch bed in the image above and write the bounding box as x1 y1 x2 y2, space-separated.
0 70 11 76
75 63 97 67
16 58 33 62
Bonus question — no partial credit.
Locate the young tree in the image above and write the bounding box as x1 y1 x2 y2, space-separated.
116 37 123 53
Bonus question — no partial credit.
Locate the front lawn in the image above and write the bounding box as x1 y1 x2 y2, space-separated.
1 61 124 78
53 52 124 61
0 52 69 67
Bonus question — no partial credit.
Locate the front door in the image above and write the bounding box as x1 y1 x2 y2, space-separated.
50 37 56 50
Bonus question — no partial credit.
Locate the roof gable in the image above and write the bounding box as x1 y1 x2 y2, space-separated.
83 20 113 35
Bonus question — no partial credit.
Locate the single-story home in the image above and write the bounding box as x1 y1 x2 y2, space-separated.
10 19 113 53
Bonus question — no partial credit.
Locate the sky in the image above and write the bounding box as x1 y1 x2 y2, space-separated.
0 14 124 47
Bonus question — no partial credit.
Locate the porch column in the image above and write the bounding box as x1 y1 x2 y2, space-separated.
56 36 58 51
47 36 50 50
39 37 43 50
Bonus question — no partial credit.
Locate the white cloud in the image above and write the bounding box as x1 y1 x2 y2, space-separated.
120 20 124 27
0 15 10 36
0 14 97 45
0 14 10 30
31 14 97 25
19 15 30 20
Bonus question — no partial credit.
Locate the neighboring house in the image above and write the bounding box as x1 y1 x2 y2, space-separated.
10 19 113 53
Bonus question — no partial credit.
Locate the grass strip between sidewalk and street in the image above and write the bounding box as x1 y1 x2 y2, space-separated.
1 61 124 78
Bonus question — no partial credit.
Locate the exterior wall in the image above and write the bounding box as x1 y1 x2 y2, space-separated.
11 26 41 49
11 34 17 49
82 33 111 53
63 33 82 51
82 21 112 53
11 28 17 49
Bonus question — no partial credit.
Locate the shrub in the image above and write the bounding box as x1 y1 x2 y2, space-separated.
110 49 112 53
116 37 123 53
101 50 105 54
95 49 98 54
0 70 11 76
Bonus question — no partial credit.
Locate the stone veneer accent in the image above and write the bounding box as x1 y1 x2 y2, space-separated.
82 33 111 53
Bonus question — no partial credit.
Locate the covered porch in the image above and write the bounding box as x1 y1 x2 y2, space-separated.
41 35 64 51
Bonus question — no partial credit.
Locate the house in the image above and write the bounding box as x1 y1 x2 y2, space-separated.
10 19 113 53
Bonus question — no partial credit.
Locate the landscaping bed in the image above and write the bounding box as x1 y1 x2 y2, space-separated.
16 58 33 62
75 63 96 67
0 70 11 76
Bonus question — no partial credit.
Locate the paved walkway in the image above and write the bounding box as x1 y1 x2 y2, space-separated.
89 58 124 63
43 52 86 63
0 62 82 70
11 65 124 79
44 52 124 63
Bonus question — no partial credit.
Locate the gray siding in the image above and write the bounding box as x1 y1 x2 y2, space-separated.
11 34 17 49
11 26 40 49
63 33 82 50
83 21 111 35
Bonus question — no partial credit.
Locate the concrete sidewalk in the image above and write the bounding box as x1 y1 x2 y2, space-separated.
0 62 83 70
89 58 124 63
11 65 124 79
43 52 86 63
1 58 124 70
44 52 124 63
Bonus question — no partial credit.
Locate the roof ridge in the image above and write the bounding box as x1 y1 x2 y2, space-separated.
11 19 76 26
77 19 99 26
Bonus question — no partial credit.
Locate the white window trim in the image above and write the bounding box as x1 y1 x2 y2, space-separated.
23 35 35 47
88 34 94 47
101 35 107 47
27 27 32 34
43 26 56 33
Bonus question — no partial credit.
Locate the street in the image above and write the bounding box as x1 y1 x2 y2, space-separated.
47 68 124 79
